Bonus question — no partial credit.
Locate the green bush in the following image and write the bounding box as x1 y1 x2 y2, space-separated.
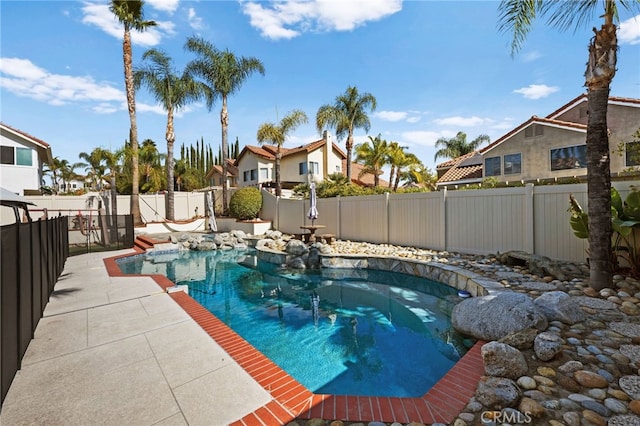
229 187 262 220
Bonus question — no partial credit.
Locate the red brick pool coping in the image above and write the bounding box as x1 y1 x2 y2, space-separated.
104 250 486 425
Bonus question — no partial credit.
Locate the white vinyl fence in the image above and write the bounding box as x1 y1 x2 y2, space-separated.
261 181 640 263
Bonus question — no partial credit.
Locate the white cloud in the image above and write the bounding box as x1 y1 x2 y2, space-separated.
619 15 640 45
146 0 180 14
81 2 174 47
187 7 204 30
374 110 421 123
522 51 542 63
433 116 487 127
401 130 455 147
242 0 403 40
513 84 559 100
0 57 124 108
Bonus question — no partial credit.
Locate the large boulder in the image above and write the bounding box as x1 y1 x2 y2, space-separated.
475 376 522 409
286 239 309 256
534 291 587 324
452 292 548 341
481 342 528 379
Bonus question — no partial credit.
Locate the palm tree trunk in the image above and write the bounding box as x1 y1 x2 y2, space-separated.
166 109 175 221
585 20 617 290
221 96 229 216
346 132 354 183
123 27 142 226
275 151 282 197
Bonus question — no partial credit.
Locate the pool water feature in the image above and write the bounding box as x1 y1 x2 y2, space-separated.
118 249 474 398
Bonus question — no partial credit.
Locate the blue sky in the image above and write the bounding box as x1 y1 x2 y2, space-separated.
1 0 639 176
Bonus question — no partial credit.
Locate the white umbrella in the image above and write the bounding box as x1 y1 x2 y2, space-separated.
307 182 318 225
207 191 217 232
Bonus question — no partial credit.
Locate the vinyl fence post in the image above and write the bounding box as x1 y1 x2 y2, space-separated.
525 183 535 254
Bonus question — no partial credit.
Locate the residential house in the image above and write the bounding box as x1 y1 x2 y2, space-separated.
436 94 640 188
234 130 346 190
0 123 53 195
205 158 239 189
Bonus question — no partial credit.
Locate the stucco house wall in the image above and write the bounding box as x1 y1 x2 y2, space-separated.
0 123 53 195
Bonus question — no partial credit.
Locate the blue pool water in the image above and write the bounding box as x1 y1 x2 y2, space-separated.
118 249 474 397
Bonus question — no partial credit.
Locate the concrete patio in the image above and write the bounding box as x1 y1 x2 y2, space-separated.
0 249 272 426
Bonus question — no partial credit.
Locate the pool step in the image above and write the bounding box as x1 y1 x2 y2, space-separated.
134 235 163 252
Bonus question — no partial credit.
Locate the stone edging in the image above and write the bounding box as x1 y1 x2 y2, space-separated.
256 247 507 297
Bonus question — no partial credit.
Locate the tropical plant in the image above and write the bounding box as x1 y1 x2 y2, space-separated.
569 187 640 277
134 48 207 220
43 157 66 194
109 0 156 226
58 160 85 194
354 134 388 187
138 139 166 193
185 36 265 215
79 148 107 191
101 148 123 219
433 132 490 163
229 187 262 220
399 162 437 191
498 0 640 290
316 86 377 183
256 109 308 196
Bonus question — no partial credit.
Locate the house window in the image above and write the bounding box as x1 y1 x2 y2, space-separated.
525 124 544 138
484 156 501 176
299 162 308 175
243 171 250 182
259 167 269 180
1 146 14 165
336 165 341 172
309 162 319 175
550 145 587 171
16 147 32 166
250 169 257 180
503 153 522 175
626 141 640 167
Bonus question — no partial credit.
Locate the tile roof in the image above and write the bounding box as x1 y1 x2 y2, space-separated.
1 122 51 148
345 160 390 187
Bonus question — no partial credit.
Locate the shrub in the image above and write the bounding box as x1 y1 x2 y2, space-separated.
229 187 262 220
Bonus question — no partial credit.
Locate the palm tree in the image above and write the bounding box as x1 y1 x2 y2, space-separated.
256 109 308 196
59 161 85 193
433 131 490 163
400 163 437 191
393 151 422 191
101 148 123 221
386 141 406 189
316 86 377 183
44 157 68 194
109 0 156 226
134 48 207 220
354 134 389 187
79 148 107 191
498 0 640 290
185 36 265 215
139 139 166 193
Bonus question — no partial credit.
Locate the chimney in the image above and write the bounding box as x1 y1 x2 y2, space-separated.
323 130 332 144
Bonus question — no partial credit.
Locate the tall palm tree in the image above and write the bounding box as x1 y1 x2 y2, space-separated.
498 0 640 290
400 163 437 191
134 48 207 220
109 0 156 226
256 109 308 196
354 134 389 187
59 161 85 193
316 86 377 183
433 131 490 163
185 36 265 215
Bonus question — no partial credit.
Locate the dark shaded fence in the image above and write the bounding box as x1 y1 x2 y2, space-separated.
67 213 134 256
1 216 69 405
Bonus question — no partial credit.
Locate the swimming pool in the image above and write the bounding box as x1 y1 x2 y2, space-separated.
118 248 474 398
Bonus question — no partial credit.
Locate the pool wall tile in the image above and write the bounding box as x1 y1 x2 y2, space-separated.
105 246 490 425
